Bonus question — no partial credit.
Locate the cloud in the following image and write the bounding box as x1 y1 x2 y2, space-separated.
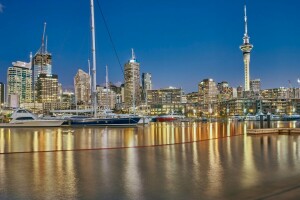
0 3 4 13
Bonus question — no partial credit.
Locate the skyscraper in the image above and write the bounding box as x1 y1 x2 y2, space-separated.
124 49 141 109
7 61 32 104
142 72 152 101
0 82 4 105
36 74 58 103
250 79 261 93
33 23 52 101
74 69 91 106
198 78 219 115
142 73 152 91
240 4 253 92
198 78 218 104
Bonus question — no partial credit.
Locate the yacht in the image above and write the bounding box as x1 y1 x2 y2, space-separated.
0 109 65 127
152 113 185 122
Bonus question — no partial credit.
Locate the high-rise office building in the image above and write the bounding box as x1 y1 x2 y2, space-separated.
142 73 152 91
61 90 75 109
0 82 4 105
36 74 58 103
7 61 32 104
96 85 116 109
240 4 253 91
33 23 52 102
217 81 232 100
250 79 261 93
237 86 244 98
142 72 152 101
124 49 141 108
147 87 183 105
146 87 184 115
33 53 52 85
74 69 91 105
198 78 218 103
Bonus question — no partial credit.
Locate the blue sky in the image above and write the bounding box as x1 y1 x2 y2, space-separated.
0 0 300 93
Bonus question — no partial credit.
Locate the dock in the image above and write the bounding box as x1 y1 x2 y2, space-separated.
247 128 300 135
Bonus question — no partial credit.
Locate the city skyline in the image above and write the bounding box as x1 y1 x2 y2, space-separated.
0 0 300 93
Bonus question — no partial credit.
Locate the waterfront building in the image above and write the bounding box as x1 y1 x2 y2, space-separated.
198 79 218 103
198 78 219 115
186 92 199 104
0 82 4 106
33 23 52 87
142 72 152 102
58 83 62 102
232 88 238 98
74 69 91 106
60 90 75 110
142 73 152 91
33 52 52 85
124 49 141 109
250 79 261 93
36 74 58 103
237 86 244 98
109 82 122 94
217 81 233 100
261 88 289 99
96 85 117 109
7 61 32 104
240 4 253 91
293 88 300 99
146 87 184 115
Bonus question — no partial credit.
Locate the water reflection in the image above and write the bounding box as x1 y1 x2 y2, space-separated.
0 121 300 199
0 121 300 154
0 122 243 153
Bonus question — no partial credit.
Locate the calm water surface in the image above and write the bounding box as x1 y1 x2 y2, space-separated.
1 121 300 199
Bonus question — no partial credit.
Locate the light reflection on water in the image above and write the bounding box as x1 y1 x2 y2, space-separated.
0 121 247 153
0 121 299 154
0 121 300 199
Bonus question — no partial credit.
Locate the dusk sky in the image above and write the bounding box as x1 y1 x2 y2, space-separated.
0 0 300 93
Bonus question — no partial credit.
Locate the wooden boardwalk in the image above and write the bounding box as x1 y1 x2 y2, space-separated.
247 128 300 135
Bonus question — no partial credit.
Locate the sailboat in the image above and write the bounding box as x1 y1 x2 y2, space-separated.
68 0 141 126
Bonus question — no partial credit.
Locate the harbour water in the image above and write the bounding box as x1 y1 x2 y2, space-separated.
1 121 300 199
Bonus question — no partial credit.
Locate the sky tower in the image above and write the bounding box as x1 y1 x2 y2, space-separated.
240 4 253 91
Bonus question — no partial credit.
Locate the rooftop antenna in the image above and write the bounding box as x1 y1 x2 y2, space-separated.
41 22 47 54
131 48 136 60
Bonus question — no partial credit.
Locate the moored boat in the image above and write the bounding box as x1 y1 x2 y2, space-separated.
152 113 185 122
0 109 65 127
67 115 141 126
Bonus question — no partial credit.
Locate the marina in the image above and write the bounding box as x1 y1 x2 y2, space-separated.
0 0 300 199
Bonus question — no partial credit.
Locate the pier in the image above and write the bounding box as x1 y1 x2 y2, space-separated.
247 128 300 135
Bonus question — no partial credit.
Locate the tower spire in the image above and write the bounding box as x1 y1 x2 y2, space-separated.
131 48 136 60
41 22 47 54
243 4 250 44
244 5 248 37
240 1 253 92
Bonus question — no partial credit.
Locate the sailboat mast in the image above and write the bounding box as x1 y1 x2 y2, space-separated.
106 65 109 109
90 0 97 117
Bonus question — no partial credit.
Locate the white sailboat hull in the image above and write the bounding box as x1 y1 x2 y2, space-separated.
0 120 64 127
